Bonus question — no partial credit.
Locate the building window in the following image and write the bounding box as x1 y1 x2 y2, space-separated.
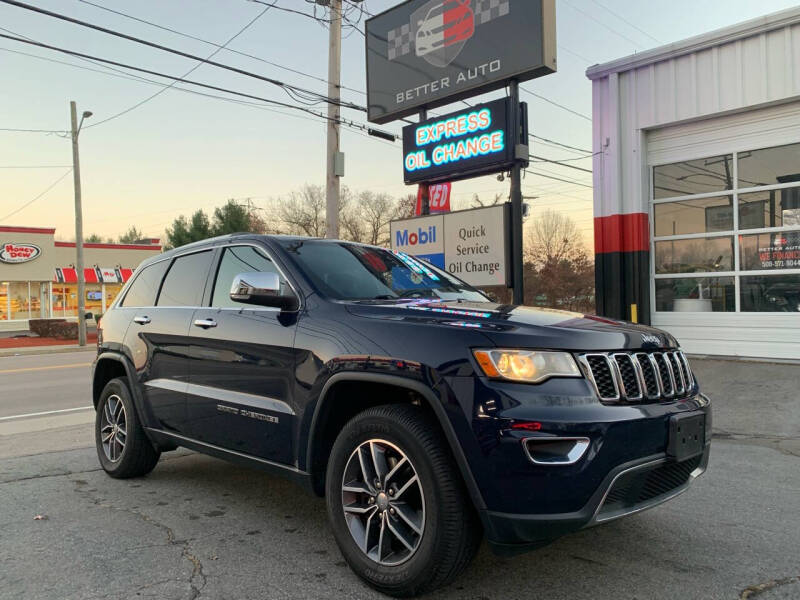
652 144 800 313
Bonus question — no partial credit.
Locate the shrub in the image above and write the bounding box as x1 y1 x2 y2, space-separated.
50 321 78 340
29 319 67 337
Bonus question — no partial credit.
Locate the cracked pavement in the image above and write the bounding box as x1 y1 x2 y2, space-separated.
0 356 798 599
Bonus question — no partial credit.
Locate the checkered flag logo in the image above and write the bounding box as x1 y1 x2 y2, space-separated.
386 0 510 65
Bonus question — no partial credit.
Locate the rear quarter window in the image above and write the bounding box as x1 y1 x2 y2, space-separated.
119 260 169 307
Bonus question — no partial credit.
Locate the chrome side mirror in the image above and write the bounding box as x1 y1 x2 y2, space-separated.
229 272 298 310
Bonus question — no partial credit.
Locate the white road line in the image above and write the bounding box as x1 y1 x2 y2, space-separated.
0 406 93 421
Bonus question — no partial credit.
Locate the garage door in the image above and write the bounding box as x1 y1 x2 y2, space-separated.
647 102 800 359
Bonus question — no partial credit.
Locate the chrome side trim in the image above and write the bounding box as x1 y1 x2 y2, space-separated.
521 437 590 466
145 378 295 415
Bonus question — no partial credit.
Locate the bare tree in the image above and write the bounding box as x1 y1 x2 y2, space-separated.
274 184 327 237
525 209 582 268
340 191 397 246
470 192 504 208
521 210 594 313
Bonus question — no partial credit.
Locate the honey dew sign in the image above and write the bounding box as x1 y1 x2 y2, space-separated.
390 204 510 287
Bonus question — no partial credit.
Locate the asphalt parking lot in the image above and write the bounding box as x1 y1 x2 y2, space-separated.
0 353 798 600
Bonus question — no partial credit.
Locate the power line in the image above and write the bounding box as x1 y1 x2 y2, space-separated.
591 0 662 45
0 32 396 141
0 164 72 168
0 0 365 113
519 87 591 121
0 42 401 144
524 170 593 189
1 168 72 221
0 127 66 134
74 0 366 97
85 1 276 129
529 154 593 173
562 0 645 50
530 135 592 154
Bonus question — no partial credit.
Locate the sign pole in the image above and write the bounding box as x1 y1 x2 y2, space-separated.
509 80 525 305
418 108 429 215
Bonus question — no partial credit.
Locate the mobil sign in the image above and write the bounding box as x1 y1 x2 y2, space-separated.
390 214 444 269
391 204 510 287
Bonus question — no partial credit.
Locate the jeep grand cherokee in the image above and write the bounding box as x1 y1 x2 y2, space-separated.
92 234 711 597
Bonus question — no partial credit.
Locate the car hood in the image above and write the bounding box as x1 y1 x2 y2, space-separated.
344 300 678 352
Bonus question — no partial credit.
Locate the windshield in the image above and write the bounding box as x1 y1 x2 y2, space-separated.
279 240 489 302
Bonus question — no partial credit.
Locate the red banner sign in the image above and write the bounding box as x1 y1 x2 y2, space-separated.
415 182 452 216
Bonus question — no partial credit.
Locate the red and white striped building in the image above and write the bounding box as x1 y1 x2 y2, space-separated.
0 225 161 329
588 7 800 359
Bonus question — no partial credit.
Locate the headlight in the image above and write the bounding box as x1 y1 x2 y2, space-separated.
473 349 581 383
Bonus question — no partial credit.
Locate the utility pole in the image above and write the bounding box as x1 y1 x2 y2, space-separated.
70 101 92 346
509 81 525 306
325 0 342 238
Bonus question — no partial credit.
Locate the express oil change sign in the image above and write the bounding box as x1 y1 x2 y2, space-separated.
402 98 518 184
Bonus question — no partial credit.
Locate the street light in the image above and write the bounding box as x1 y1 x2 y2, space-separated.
70 101 92 346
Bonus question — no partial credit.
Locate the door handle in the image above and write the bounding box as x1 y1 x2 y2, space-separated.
133 316 151 325
193 318 217 329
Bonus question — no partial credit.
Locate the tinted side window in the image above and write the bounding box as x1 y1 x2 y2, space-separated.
120 260 169 307
211 245 291 307
157 251 214 307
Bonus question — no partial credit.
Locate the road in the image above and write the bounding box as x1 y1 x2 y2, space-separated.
0 353 798 600
0 350 94 419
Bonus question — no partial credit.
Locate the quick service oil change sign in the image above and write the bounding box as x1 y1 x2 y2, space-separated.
391 204 509 287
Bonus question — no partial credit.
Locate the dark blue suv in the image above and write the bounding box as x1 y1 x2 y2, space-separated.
92 234 711 596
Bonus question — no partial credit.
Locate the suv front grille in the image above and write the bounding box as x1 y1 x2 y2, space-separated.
579 350 696 403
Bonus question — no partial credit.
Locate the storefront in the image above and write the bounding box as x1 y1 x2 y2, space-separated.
588 7 800 359
0 226 161 330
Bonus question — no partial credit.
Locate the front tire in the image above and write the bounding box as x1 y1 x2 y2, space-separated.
325 404 481 597
95 377 160 478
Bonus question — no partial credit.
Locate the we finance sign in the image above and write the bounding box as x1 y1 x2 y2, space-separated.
391 204 509 287
402 98 519 184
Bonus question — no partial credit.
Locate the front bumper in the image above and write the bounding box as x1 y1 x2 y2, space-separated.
482 442 710 554
440 374 712 554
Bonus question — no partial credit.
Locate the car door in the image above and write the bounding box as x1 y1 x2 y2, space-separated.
122 249 215 435
186 243 300 464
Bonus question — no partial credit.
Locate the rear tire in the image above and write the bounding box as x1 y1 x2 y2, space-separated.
95 377 160 478
325 404 481 597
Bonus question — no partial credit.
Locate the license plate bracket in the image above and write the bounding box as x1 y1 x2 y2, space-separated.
667 413 705 461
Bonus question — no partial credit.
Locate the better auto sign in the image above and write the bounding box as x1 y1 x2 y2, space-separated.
0 242 41 264
365 0 556 124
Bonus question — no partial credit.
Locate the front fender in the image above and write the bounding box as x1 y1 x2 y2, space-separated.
304 371 488 512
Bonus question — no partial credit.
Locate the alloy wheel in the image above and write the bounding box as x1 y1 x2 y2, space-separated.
100 394 127 462
341 439 426 566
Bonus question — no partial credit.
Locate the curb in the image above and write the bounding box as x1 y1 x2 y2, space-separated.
0 345 96 358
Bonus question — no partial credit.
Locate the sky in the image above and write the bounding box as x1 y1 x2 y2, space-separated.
2 0 800 247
